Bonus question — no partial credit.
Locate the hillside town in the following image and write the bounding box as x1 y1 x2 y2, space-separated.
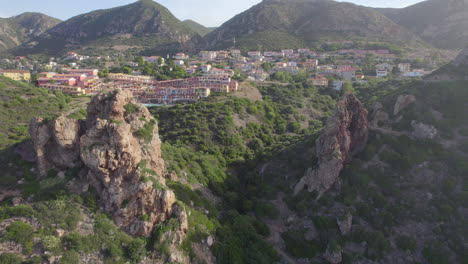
0 45 440 104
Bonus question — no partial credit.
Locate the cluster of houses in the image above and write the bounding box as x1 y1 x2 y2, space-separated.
0 42 440 103
37 69 101 95
107 68 238 104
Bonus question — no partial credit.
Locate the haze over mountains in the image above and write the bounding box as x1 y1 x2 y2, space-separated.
1 0 468 56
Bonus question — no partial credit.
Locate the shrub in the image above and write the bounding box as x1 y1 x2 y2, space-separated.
396 235 416 252
124 103 139 116
60 250 80 264
281 230 320 258
127 238 146 263
136 120 156 143
254 201 280 219
42 235 61 253
423 242 450 264
0 253 22 264
4 221 34 245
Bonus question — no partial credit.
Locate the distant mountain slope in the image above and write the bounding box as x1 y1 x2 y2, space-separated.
378 0 468 49
0 12 60 51
427 46 468 80
183 19 215 37
13 0 199 56
204 0 423 50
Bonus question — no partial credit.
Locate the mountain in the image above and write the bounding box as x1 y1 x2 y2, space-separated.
204 0 423 50
378 0 468 49
427 46 468 80
183 19 215 37
0 12 60 51
13 0 199 56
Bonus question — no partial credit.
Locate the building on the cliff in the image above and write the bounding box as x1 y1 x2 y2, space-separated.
37 69 100 95
0 69 31 81
108 71 238 104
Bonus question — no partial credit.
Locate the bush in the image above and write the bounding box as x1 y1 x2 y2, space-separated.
127 238 146 263
60 250 80 264
396 235 416 252
4 221 34 245
124 103 139 116
281 230 320 258
0 253 22 264
136 120 156 143
42 235 61 253
423 242 451 264
254 201 280 219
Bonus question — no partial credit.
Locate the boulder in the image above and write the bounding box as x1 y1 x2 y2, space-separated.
393 94 416 116
337 213 353 235
411 121 438 139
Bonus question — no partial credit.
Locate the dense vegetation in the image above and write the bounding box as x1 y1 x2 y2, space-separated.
0 77 71 148
150 81 336 263
0 70 467 264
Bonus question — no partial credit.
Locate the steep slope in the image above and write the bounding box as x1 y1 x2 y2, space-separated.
379 0 468 49
427 46 468 80
183 19 215 37
204 0 422 50
0 12 60 51
13 0 199 55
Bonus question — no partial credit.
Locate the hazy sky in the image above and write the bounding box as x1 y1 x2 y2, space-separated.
0 0 423 27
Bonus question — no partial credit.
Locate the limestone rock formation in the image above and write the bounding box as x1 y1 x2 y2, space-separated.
294 94 368 197
29 90 175 237
393 94 416 116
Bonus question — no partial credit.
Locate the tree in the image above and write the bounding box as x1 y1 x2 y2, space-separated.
261 62 273 72
127 238 146 263
342 82 355 95
122 67 133 74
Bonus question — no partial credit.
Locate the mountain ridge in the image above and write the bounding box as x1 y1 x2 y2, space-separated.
204 0 424 50
0 12 61 51
12 0 199 56
378 0 468 49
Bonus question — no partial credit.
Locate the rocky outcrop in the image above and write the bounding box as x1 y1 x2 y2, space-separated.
411 121 438 139
393 94 416 116
30 90 175 237
370 102 389 127
337 213 353 235
324 247 342 264
29 114 81 177
294 94 368 197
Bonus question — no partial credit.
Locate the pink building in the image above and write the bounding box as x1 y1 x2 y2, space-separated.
68 69 98 77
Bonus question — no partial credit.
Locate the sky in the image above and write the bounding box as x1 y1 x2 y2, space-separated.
0 0 424 27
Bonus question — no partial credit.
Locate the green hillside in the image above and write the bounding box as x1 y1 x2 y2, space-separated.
0 13 60 51
0 77 68 148
205 0 424 50
13 0 198 56
183 19 215 37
